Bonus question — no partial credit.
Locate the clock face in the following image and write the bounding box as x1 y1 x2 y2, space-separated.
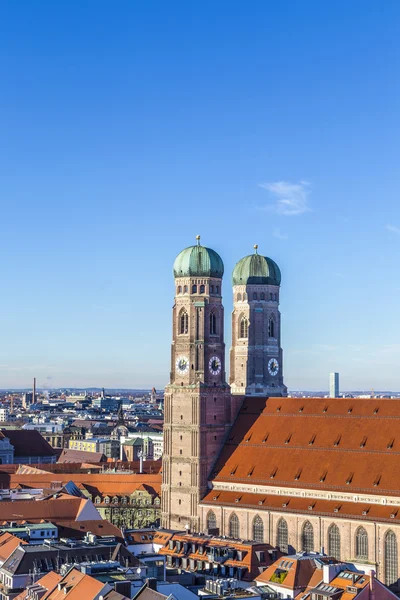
176 356 189 374
209 356 222 375
268 358 279 376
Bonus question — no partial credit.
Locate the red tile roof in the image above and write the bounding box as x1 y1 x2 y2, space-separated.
201 489 400 524
211 397 400 496
14 571 62 600
0 532 26 562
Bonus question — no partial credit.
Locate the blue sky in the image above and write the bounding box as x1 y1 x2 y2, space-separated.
1 1 400 391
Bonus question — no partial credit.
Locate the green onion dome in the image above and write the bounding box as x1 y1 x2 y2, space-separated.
232 245 281 286
173 236 224 279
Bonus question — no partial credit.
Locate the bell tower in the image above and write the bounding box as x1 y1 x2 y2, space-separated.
230 245 287 397
162 237 231 531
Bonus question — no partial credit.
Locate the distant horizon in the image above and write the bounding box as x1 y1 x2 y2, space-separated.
1 386 399 395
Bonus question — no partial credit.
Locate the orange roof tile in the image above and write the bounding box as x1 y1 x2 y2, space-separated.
211 397 400 496
201 489 400 524
0 532 26 562
14 571 62 600
42 568 105 600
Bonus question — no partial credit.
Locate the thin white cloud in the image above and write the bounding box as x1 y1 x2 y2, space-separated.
273 227 288 240
386 224 400 236
259 180 312 216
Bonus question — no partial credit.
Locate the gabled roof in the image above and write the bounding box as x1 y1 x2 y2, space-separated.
41 567 105 600
256 554 334 590
58 449 106 463
0 496 98 524
15 571 62 600
1 429 57 458
55 519 124 542
0 531 26 563
212 397 400 496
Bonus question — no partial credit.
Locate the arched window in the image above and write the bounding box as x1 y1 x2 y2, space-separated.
253 515 264 543
183 285 188 294
328 524 341 560
179 310 188 334
253 292 257 300
210 285 214 293
216 285 220 295
192 284 197 294
355 526 368 560
200 284 205 294
229 513 239 538
302 521 314 553
177 286 182 294
210 312 217 335
277 518 288 553
239 317 248 339
260 292 265 300
268 318 275 338
385 530 398 586
207 511 217 531
237 293 242 302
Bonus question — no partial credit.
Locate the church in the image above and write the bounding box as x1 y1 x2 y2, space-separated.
161 237 400 589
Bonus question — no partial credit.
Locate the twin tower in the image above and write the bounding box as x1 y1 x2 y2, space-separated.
161 237 287 530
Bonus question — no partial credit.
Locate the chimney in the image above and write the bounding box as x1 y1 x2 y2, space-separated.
369 570 375 600
146 578 157 591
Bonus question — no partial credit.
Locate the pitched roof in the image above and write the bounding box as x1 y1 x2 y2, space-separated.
158 532 279 580
256 554 333 589
55 519 124 542
1 429 57 458
58 449 106 463
201 489 400 524
212 397 400 496
0 496 98 524
0 531 26 562
41 567 105 600
14 571 62 600
8 472 162 496
134 584 168 600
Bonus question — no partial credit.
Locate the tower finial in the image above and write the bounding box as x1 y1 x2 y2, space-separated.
254 244 258 254
196 235 201 245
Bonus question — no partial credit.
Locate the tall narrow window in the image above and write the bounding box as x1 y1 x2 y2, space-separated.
237 293 242 302
239 317 248 339
277 518 288 553
355 526 368 560
179 310 188 334
207 510 217 531
200 284 205 294
253 515 264 543
253 292 257 300
302 521 314 553
183 285 188 294
328 524 341 560
260 292 265 300
192 284 197 294
229 513 239 538
268 318 275 338
210 312 217 335
385 530 398 586
177 286 182 294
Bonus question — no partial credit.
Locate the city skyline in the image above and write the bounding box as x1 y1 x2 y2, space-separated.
1 2 400 389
